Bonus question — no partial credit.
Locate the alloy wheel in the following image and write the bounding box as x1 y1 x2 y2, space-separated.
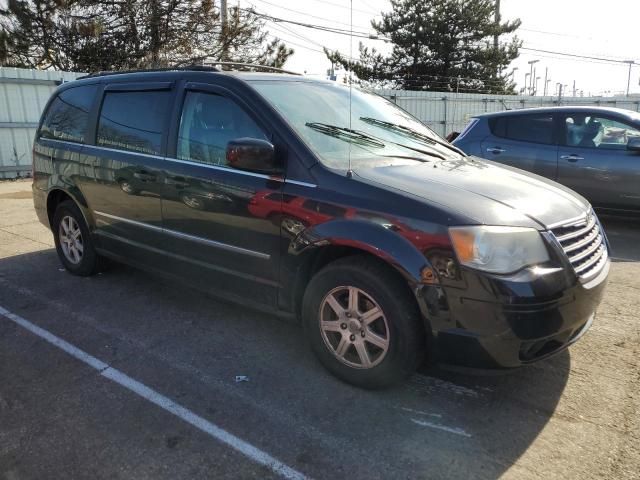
58 215 84 264
319 286 390 369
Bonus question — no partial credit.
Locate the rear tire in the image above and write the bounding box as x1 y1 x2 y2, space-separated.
302 255 425 389
52 200 102 276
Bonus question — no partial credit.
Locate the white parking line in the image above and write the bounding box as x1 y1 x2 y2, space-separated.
0 305 309 480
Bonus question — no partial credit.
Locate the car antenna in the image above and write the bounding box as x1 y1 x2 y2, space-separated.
346 0 354 179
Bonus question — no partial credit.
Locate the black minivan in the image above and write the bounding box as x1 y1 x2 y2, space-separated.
33 66 609 388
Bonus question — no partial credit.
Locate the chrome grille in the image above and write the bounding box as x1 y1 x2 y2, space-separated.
551 212 608 279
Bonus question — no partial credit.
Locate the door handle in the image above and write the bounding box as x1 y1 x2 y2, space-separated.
486 147 506 154
560 154 584 162
133 171 157 181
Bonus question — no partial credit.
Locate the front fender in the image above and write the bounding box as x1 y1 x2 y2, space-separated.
290 218 432 286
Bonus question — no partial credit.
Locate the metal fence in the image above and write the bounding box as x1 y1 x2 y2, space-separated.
0 67 81 178
2 67 640 178
378 89 640 137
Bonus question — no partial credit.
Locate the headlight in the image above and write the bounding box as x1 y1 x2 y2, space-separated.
449 226 549 274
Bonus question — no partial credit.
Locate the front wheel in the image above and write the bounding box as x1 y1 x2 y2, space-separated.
302 256 425 389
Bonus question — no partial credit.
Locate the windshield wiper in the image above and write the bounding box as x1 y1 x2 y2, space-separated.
305 122 385 148
359 117 465 156
306 121 445 161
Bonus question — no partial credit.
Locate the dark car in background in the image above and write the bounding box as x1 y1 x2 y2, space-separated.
453 106 640 215
33 67 609 388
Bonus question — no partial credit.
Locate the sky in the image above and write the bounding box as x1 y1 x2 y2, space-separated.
248 0 640 97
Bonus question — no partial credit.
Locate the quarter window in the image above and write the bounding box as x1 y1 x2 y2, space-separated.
40 85 98 143
177 92 267 166
489 114 554 145
564 115 640 149
97 90 171 155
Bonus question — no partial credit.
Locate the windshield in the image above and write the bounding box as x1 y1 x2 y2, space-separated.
249 80 462 171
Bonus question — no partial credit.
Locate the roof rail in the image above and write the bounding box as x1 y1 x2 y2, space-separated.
77 61 300 80
197 60 301 76
78 65 220 79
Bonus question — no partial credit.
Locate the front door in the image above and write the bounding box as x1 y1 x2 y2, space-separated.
82 83 174 266
160 84 283 307
557 112 640 211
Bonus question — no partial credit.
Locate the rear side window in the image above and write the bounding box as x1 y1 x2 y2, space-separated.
97 90 171 155
489 114 554 145
40 85 98 143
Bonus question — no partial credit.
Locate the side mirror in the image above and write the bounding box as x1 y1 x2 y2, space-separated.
627 137 640 152
226 138 280 174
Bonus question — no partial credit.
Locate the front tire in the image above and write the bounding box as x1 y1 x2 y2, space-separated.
52 200 102 276
302 255 425 389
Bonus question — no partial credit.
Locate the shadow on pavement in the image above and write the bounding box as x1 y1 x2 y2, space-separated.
0 248 570 479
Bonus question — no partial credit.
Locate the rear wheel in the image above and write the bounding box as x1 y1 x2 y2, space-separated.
53 200 102 276
302 255 425 389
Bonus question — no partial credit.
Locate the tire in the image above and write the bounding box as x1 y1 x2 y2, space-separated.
52 200 102 276
302 255 425 389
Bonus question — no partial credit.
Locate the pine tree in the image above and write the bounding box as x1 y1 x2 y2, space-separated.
0 0 293 71
326 0 521 93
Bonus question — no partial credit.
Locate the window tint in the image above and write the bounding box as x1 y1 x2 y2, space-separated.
178 92 267 166
40 85 98 143
565 115 640 149
489 114 554 144
97 90 171 155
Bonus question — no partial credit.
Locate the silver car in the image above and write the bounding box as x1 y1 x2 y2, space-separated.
453 106 640 215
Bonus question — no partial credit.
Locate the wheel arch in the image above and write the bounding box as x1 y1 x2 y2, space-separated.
287 219 434 325
46 186 92 231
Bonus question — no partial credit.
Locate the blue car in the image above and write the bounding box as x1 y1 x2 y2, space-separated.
453 106 640 215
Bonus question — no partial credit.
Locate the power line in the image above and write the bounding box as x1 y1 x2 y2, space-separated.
250 0 375 32
305 0 381 15
245 8 390 41
520 47 638 64
252 7 639 70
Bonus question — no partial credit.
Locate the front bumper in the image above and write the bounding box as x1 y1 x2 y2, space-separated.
420 258 610 369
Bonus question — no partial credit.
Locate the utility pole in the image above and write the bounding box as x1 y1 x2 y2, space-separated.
558 84 563 103
543 67 548 96
572 80 576 97
524 73 530 94
534 77 540 96
625 60 634 97
494 0 501 78
527 60 539 95
494 0 501 50
221 0 228 61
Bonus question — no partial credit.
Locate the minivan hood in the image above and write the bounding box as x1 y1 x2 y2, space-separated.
354 156 589 229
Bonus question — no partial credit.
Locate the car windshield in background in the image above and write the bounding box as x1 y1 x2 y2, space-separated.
249 80 461 170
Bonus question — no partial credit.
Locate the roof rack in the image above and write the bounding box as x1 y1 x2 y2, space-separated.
77 61 301 80
78 65 220 79
198 61 301 76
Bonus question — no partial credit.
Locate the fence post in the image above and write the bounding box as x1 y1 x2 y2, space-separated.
443 96 448 137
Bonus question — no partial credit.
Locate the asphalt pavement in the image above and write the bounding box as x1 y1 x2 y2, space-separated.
1 179 639 479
